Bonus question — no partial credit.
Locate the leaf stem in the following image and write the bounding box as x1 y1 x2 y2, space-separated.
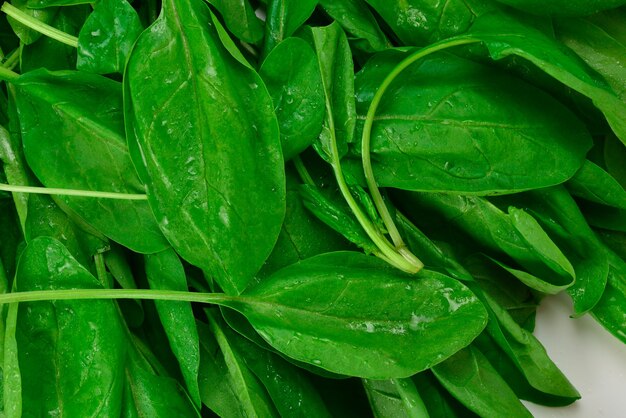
1 3 78 48
360 36 480 266
0 183 148 200
0 64 18 82
0 288 235 305
293 155 315 187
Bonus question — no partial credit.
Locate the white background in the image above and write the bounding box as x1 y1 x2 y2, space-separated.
523 293 626 417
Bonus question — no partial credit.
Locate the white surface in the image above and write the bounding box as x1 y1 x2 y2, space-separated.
523 293 626 417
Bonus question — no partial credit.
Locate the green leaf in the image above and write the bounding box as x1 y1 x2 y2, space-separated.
206 0 264 44
219 316 334 417
319 0 391 53
363 378 429 418
6 0 57 45
231 252 488 379
432 345 532 418
125 0 285 294
353 52 592 194
14 236 127 417
205 311 280 418
77 0 144 74
365 0 495 45
567 160 626 210
13 70 169 254
472 284 580 403
259 37 325 160
145 249 201 406
592 250 626 344
469 11 626 146
493 0 626 17
262 0 317 57
15 236 200 416
304 22 356 160
405 192 575 291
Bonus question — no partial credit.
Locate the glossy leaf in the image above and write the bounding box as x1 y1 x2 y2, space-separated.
353 52 592 194
432 345 532 417
304 23 356 160
13 70 169 254
259 37 325 160
125 0 285 294
77 0 144 74
263 0 318 57
470 11 626 146
206 311 280 417
494 0 626 17
363 378 428 418
319 0 391 53
405 192 575 291
365 0 495 45
229 252 488 379
220 316 334 417
6 0 57 45
567 160 626 210
14 236 127 417
145 248 201 406
592 250 626 344
206 0 264 43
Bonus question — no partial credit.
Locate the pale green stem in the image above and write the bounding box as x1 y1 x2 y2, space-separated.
0 183 148 200
1 3 78 48
293 155 315 187
0 64 18 81
0 288 235 305
321 87 420 274
94 253 110 288
361 36 480 267
2 49 19 70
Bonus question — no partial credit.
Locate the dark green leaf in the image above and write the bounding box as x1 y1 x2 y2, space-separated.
145 248 201 406
567 160 626 210
125 0 285 294
229 252 488 379
470 11 626 146
259 37 325 160
206 0 264 44
494 0 626 17
263 0 317 57
353 52 592 194
432 345 532 417
14 70 169 253
77 0 144 74
319 0 391 53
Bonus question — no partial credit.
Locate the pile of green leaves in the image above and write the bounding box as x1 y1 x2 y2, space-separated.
0 0 625 416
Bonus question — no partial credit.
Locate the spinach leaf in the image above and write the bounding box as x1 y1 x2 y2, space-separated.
77 0 144 74
125 0 285 294
363 378 429 418
13 70 169 254
14 236 127 417
145 248 201 406
494 0 626 17
591 250 626 344
432 345 532 417
206 0 264 44
364 0 494 45
230 251 488 379
205 310 280 417
567 160 626 210
15 236 200 416
259 37 325 161
469 11 626 146
262 0 317 57
404 192 575 291
353 52 592 194
318 0 391 53
6 0 57 45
